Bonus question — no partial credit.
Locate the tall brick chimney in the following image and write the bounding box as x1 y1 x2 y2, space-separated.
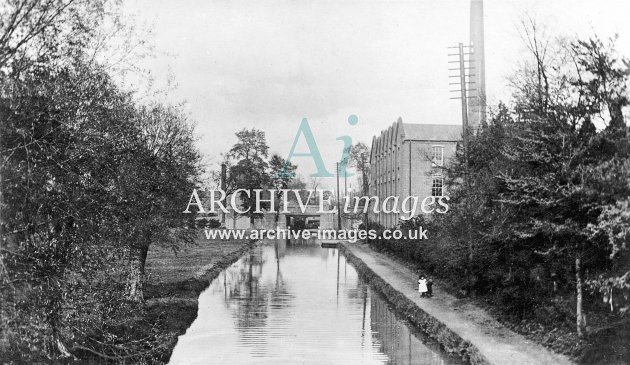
468 0 486 126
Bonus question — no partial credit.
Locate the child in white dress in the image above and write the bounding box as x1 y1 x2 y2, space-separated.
418 275 428 297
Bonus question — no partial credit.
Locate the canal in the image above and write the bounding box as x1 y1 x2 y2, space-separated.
169 240 462 364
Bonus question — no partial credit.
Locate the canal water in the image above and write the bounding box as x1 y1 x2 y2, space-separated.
169 240 461 365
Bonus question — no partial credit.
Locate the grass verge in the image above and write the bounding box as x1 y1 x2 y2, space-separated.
143 234 255 363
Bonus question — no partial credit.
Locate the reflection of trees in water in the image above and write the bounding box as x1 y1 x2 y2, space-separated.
270 240 295 310
320 247 331 261
221 248 262 301
369 293 448 365
215 246 273 356
217 243 298 355
229 248 270 329
202 241 453 364
274 238 287 259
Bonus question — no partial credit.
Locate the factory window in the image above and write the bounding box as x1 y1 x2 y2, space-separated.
432 145 444 166
431 176 444 197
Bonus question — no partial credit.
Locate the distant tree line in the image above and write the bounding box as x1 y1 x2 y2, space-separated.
1 1 200 362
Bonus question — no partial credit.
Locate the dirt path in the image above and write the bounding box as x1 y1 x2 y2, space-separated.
343 241 573 365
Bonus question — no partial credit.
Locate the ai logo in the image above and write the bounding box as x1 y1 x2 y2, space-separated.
278 115 359 178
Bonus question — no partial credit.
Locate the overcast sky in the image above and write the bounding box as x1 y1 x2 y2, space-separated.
122 0 630 187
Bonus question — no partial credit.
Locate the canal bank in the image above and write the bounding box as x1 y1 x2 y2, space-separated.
341 241 574 365
144 237 256 363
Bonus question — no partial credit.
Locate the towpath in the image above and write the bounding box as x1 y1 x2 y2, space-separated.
343 241 573 365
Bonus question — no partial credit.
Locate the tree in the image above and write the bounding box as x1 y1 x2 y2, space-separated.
122 103 200 302
348 142 371 227
0 0 106 70
424 31 630 340
269 154 296 224
0 0 149 78
0 1 201 360
349 142 370 196
498 33 630 336
1 58 133 360
571 37 629 132
227 128 271 227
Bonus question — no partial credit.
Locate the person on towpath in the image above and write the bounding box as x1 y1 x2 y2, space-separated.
426 276 433 298
418 275 428 297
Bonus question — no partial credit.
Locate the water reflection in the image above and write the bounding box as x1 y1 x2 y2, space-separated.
169 240 461 364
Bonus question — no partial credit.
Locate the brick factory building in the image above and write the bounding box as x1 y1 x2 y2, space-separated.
369 118 461 227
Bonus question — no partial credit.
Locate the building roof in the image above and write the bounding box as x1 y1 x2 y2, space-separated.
369 119 463 161
401 123 462 141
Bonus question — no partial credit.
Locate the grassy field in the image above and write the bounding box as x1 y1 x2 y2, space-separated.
144 234 254 363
